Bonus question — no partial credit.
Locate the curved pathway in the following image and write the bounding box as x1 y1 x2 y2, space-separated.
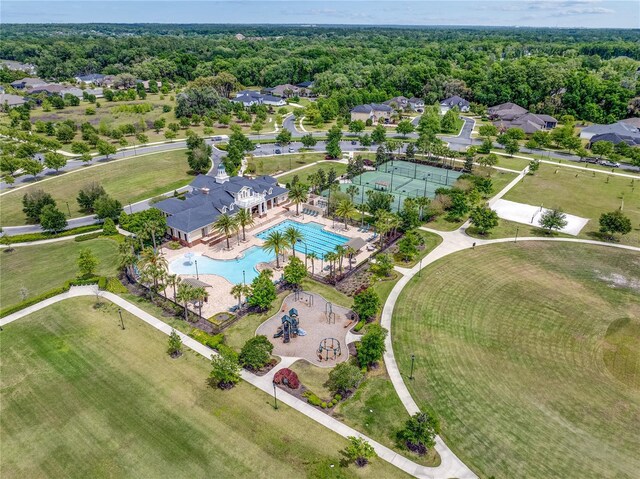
381 222 640 479
0 286 461 479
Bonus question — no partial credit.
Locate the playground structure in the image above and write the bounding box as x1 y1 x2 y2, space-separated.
317 337 342 362
257 291 355 367
273 307 306 343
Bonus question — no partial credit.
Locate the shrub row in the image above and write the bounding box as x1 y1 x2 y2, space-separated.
75 231 103 242
3 225 102 244
188 329 224 349
302 390 343 409
0 276 102 318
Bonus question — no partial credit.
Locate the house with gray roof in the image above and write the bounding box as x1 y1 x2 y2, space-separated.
155 165 288 246
589 132 640 147
0 93 26 110
488 102 529 121
496 112 558 134
10 77 48 90
75 73 106 85
350 103 394 123
579 121 640 141
440 95 470 114
232 90 286 107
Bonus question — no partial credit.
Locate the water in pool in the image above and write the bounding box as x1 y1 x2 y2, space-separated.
169 246 274 284
256 220 348 258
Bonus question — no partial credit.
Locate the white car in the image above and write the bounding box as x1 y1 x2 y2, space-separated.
599 160 620 168
255 143 261 148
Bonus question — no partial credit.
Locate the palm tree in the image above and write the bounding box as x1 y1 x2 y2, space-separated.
284 226 304 258
230 283 250 308
288 184 309 216
213 213 238 250
142 221 164 251
306 251 318 275
324 252 337 276
166 274 180 300
345 246 357 270
139 246 168 291
415 196 431 221
335 245 346 274
345 185 359 203
261 230 289 268
235 208 254 242
176 283 195 321
117 239 137 277
193 286 208 318
335 199 357 230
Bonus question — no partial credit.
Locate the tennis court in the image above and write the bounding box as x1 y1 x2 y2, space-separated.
326 160 463 211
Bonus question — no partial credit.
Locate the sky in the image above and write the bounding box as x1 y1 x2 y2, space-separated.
2 0 639 28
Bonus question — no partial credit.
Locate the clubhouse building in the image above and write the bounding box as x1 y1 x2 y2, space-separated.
155 165 288 246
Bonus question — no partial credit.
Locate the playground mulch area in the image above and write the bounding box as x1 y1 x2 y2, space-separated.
256 292 356 368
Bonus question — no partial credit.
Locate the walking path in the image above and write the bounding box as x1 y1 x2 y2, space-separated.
0 286 466 479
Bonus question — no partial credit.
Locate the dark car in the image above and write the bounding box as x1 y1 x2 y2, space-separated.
351 140 357 145
275 149 282 154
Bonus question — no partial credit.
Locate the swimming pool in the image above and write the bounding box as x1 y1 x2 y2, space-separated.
169 246 275 284
256 220 348 258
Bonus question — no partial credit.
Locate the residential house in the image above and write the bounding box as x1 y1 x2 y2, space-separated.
496 112 558 134
264 84 299 98
579 121 640 141
231 90 286 107
589 132 640 147
0 60 37 74
0 93 27 109
384 96 410 110
619 117 640 129
155 166 288 246
60 86 85 98
408 97 425 112
29 84 67 95
75 73 106 85
10 77 48 90
440 95 470 114
487 102 529 121
350 103 394 123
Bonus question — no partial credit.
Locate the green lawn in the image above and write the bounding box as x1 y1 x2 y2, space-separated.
393 242 640 479
0 297 404 478
1 149 192 225
504 163 640 246
248 152 326 176
278 162 348 186
289 360 440 467
0 237 118 309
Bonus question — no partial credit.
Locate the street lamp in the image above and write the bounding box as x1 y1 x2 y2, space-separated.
242 270 246 285
65 201 71 217
514 226 519 243
409 354 415 380
418 257 423 277
195 260 199 280
118 308 125 330
272 380 279 410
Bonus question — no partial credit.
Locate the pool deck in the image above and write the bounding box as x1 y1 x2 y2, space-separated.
162 207 376 317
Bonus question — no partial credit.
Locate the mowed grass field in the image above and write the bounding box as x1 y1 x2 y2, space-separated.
0 149 191 225
248 152 326 176
0 297 405 479
503 162 640 246
0 238 118 309
278 162 348 186
392 242 640 479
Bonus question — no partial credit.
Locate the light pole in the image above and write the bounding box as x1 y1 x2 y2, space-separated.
272 380 279 410
118 308 125 330
242 270 246 285
514 226 519 243
195 260 199 280
65 201 71 217
409 354 415 380
418 257 423 277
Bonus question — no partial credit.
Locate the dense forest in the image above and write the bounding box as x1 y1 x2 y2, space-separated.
1 24 639 123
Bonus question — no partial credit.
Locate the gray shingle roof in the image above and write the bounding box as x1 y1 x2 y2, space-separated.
581 122 640 137
440 96 470 108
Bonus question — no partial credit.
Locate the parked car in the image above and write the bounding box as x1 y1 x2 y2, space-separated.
288 147 295 153
351 140 357 145
580 157 598 164
275 149 282 154
599 160 620 168
255 143 261 148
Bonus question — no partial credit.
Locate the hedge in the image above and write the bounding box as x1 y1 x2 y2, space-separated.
188 329 224 349
75 231 103 242
3 225 102 244
0 276 103 318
